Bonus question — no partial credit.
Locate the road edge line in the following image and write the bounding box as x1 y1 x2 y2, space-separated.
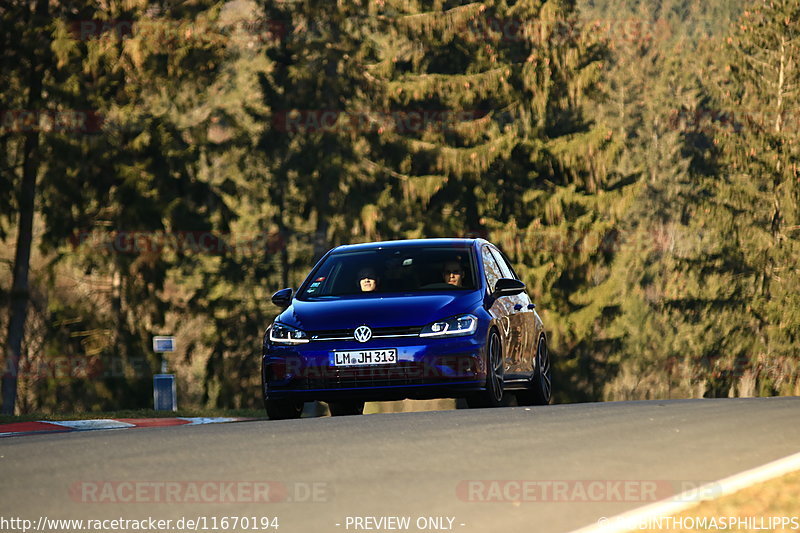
0 417 259 437
569 450 800 533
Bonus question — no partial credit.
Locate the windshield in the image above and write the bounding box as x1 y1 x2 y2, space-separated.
298 246 477 298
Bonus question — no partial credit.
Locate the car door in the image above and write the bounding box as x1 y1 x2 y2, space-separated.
481 245 517 374
490 246 526 379
489 246 535 377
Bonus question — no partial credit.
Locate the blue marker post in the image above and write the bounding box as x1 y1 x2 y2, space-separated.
153 336 177 412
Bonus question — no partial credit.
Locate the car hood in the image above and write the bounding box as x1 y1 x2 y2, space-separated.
277 292 483 331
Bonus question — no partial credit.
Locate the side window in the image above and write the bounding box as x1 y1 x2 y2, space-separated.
481 245 503 291
489 247 515 280
491 246 530 304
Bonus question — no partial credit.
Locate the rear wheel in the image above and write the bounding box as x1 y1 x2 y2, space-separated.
518 334 551 406
466 330 505 408
265 399 303 420
327 400 365 416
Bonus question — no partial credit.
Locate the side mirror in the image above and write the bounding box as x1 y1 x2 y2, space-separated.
492 278 525 298
271 288 293 308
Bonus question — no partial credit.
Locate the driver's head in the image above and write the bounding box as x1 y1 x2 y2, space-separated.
357 267 378 292
443 261 463 287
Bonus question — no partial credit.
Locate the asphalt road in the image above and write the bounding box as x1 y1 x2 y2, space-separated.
2 397 799 533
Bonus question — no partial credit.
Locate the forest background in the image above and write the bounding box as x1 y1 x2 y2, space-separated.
1 0 798 414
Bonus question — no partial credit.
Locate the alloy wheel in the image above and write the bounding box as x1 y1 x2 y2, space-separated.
466 330 505 408
534 335 551 405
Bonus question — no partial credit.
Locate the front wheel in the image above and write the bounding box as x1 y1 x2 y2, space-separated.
517 335 552 406
466 330 505 408
265 399 303 420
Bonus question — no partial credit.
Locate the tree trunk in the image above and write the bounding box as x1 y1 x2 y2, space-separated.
2 0 49 415
312 170 335 261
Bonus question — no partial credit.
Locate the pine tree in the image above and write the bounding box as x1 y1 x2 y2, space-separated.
261 0 382 265
29 0 275 409
705 0 800 396
1 0 51 414
569 0 751 400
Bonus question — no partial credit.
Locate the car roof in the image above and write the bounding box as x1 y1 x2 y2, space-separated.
331 238 483 253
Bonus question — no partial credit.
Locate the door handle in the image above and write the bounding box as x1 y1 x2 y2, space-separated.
527 303 535 310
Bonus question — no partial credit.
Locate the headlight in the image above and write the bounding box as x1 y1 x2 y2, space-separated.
419 314 477 338
269 323 309 344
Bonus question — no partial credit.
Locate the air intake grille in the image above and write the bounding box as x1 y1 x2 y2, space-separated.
309 326 422 341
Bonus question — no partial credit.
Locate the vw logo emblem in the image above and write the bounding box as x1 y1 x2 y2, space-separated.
354 325 372 343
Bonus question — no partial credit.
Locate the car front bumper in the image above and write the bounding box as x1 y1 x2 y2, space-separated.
263 334 487 402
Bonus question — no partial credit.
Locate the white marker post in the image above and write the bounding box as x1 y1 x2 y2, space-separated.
152 336 176 412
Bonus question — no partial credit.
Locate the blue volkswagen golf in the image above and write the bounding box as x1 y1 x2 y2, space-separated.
262 238 551 419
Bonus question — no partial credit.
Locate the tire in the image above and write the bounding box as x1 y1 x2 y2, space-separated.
265 399 303 420
327 400 365 416
518 334 552 406
466 330 505 408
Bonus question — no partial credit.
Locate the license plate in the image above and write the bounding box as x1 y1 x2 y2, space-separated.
333 349 398 366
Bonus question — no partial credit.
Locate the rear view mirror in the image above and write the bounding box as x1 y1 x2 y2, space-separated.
492 278 525 298
271 288 293 308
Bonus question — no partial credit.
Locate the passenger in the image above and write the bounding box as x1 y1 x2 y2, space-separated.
442 261 463 287
357 267 379 292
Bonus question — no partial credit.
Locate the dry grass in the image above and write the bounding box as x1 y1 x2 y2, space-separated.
365 399 457 414
638 470 800 532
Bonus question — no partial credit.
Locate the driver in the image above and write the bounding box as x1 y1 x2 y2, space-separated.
357 267 379 292
442 261 463 287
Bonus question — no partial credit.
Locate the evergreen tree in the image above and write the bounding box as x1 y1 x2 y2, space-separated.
570 0 751 400
4 0 797 413
1 0 51 414
261 0 381 267
358 1 612 401
704 0 800 396
17 0 275 410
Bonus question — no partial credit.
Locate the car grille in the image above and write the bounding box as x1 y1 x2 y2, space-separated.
309 326 422 341
289 355 479 390
304 362 427 388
